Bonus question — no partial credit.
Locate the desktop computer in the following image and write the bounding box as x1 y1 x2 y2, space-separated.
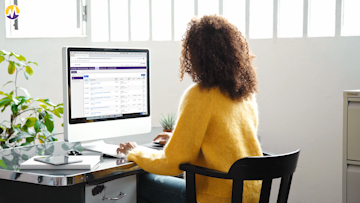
62 47 151 157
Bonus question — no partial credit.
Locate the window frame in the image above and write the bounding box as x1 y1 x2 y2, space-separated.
5 0 87 38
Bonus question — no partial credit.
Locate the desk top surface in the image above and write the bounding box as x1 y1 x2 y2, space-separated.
0 141 145 186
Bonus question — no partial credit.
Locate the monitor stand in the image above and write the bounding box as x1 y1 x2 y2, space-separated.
81 140 125 158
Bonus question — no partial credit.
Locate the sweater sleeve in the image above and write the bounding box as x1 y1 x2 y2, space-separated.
127 85 213 176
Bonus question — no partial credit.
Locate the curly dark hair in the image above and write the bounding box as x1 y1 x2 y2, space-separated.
180 15 258 101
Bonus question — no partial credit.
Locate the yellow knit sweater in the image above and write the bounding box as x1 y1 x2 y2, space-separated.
127 84 262 203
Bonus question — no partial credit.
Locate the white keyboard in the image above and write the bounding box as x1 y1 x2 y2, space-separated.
82 140 126 159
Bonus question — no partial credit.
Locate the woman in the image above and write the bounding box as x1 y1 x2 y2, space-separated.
117 15 262 203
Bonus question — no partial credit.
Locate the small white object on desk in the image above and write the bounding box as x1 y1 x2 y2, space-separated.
20 155 101 170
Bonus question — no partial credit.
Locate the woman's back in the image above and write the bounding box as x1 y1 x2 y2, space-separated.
179 84 262 203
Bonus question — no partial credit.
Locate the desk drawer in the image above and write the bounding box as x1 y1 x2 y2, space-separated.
85 175 136 203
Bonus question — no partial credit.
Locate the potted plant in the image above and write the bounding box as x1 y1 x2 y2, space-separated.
0 50 63 149
159 113 176 132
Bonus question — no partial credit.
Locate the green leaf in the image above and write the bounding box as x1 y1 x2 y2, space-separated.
12 125 21 134
9 131 33 143
0 56 5 63
2 157 12 170
44 114 54 132
28 61 38 66
24 71 29 80
37 99 55 106
21 142 31 147
53 109 61 118
8 61 16 75
25 136 35 144
21 125 28 133
11 104 18 115
14 54 26 62
25 66 33 76
16 96 27 103
0 98 11 107
34 120 43 133
49 136 57 141
39 112 45 119
21 105 28 110
2 81 14 89
39 104 47 109
1 106 7 113
38 135 46 143
0 160 7 169
25 117 37 127
58 107 63 114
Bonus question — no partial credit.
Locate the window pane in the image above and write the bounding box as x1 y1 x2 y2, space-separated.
198 0 219 17
152 0 171 40
341 0 360 36
91 0 109 42
249 0 273 39
278 0 303 38
110 0 128 41
308 0 336 37
223 0 245 34
13 0 81 37
130 0 150 41
174 0 194 41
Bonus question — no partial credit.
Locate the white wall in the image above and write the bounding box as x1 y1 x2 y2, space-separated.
252 37 360 202
1 3 360 203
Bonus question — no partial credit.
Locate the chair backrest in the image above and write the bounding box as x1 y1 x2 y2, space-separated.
228 149 300 203
180 149 300 203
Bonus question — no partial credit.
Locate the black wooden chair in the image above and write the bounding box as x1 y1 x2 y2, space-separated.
179 149 300 203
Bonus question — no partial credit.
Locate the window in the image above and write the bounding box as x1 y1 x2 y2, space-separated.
198 0 219 17
174 0 194 41
308 0 336 37
152 0 171 41
5 0 85 38
223 0 245 34
341 0 360 36
110 0 128 41
249 0 273 39
87 0 360 42
91 0 109 42
278 0 303 38
130 0 150 41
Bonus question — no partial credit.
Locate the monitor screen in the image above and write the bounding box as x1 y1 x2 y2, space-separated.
62 47 151 142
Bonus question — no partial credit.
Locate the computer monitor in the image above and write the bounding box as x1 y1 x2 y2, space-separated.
62 47 151 144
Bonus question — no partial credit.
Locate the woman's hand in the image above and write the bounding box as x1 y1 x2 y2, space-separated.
153 132 172 145
117 142 138 155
